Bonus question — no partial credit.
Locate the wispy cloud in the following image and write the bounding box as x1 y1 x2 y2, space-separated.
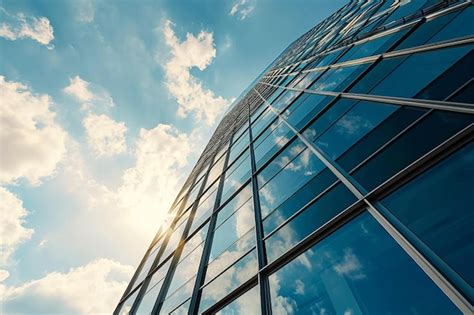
230 0 255 20
160 19 232 126
64 76 127 157
0 8 54 48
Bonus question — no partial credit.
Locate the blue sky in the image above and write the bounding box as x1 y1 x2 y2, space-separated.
0 0 345 313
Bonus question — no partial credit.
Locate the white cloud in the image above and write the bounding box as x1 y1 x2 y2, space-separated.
294 279 305 295
64 76 94 103
0 76 67 185
0 269 9 281
230 0 255 20
0 187 34 266
161 20 231 126
82 113 127 157
75 0 95 23
63 76 114 112
0 258 134 314
333 248 366 280
0 8 54 48
118 124 192 232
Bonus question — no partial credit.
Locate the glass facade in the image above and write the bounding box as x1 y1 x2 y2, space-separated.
116 1 473 314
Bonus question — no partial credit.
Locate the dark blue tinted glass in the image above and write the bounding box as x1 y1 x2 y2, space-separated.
336 106 427 172
382 142 474 289
353 110 473 191
311 62 371 92
303 98 356 143
269 212 460 314
352 45 473 98
265 182 356 263
314 101 398 160
254 119 294 169
259 147 326 218
257 138 307 187
263 168 337 235
416 50 474 101
339 27 411 63
284 94 334 131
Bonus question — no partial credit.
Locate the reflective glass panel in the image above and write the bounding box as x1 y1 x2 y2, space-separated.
216 285 261 315
207 154 227 187
284 94 334 131
265 182 357 263
269 212 460 314
254 118 294 169
353 110 473 191
315 101 398 160
216 183 253 227
135 258 172 314
381 142 474 288
259 146 326 219
188 181 218 235
221 149 251 203
210 200 255 261
119 287 140 315
200 249 258 313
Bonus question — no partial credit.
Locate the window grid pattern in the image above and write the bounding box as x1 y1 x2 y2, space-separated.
116 1 473 314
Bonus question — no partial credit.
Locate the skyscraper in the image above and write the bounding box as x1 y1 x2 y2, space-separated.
115 0 473 314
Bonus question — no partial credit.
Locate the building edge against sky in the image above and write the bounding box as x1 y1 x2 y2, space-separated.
115 0 474 314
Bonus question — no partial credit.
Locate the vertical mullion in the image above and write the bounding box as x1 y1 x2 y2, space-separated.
149 155 213 315
248 102 272 315
188 137 234 314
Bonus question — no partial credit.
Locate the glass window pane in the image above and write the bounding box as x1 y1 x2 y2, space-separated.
221 149 251 203
315 101 398 160
205 229 255 285
396 9 461 51
119 287 140 315
257 138 307 188
336 106 426 172
381 142 474 288
262 167 337 236
228 129 249 164
160 276 196 314
135 258 172 314
269 212 460 314
132 241 162 290
169 299 190 315
216 183 253 227
284 94 334 131
188 181 218 235
161 216 189 260
166 242 204 299
310 62 371 92
200 249 258 313
216 285 261 315
353 110 473 191
207 154 226 188
252 108 278 138
352 45 473 98
339 27 411 63
259 146 326 219
271 90 303 113
265 182 357 263
210 200 255 261
254 118 295 169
